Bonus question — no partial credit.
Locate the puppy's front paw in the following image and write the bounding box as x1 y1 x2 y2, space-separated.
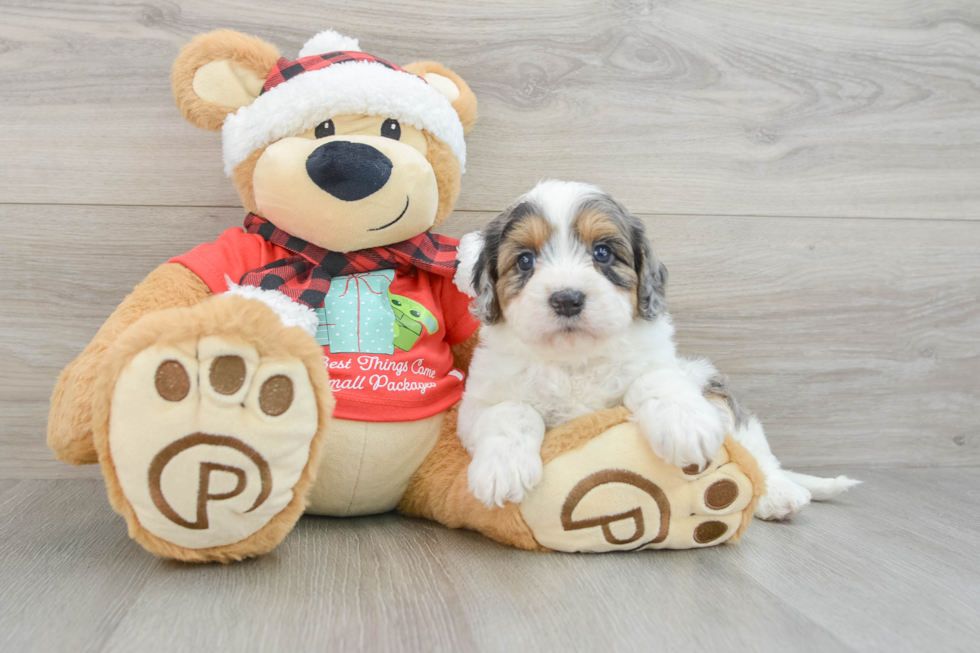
633 395 726 468
468 442 543 509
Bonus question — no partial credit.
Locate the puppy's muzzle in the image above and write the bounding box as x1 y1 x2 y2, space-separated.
306 141 392 201
549 290 586 317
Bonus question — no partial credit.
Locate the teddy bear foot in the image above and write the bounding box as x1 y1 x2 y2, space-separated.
92 296 332 562
519 410 764 552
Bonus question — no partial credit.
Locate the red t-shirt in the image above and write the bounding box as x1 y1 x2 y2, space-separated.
171 227 479 422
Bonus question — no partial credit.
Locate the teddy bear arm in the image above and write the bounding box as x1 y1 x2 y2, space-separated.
449 328 480 374
400 404 765 552
48 263 212 465
398 404 546 551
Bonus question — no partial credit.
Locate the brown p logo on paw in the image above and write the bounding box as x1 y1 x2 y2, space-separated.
147 433 273 530
560 470 670 547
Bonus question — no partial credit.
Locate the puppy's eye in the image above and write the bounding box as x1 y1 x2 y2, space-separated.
516 252 536 272
593 244 612 264
314 119 335 139
382 118 401 140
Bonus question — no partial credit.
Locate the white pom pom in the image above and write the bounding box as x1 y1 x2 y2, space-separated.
298 30 360 58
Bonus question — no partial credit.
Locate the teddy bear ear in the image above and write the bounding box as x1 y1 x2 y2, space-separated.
402 61 478 135
171 30 280 131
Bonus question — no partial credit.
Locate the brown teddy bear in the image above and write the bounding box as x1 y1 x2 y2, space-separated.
47 29 764 562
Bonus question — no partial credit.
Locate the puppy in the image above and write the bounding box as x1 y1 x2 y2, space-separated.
455 180 859 518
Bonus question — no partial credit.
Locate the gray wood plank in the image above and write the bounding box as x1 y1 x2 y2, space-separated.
1 0 979 218
3 204 977 477
1 473 977 652
0 204 235 480
737 467 980 653
0 480 21 497
0 480 160 653
417 523 849 653
0 479 840 653
644 213 980 471
102 515 480 653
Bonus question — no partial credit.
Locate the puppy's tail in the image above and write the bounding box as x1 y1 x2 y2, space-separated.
783 470 862 501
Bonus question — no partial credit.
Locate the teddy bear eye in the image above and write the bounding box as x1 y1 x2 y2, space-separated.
382 118 401 140
410 310 421 318
314 119 335 139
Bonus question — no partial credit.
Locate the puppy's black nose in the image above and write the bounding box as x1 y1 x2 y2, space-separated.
306 141 392 201
549 290 586 317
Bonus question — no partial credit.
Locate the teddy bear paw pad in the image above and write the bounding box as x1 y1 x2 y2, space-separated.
107 335 319 552
519 421 757 552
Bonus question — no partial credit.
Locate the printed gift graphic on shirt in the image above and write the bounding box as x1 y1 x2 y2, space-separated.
314 270 396 354
313 271 442 354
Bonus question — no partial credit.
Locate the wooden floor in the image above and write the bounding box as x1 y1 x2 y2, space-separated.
1 469 979 652
1 1 978 651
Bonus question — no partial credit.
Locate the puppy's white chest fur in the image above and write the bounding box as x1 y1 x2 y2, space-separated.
525 357 630 427
462 318 678 431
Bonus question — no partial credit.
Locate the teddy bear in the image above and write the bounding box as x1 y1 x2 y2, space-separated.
46 28 765 562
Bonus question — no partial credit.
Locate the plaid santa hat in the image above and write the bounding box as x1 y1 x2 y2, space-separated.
221 29 467 176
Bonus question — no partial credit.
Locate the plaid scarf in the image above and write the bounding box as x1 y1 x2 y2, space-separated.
239 214 460 309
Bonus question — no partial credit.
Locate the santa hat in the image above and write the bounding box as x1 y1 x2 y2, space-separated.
221 29 467 176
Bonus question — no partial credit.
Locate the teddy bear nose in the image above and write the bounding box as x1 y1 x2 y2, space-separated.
305 141 393 201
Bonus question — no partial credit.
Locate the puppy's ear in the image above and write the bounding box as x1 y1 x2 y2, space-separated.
631 222 669 320
171 30 280 131
469 207 516 324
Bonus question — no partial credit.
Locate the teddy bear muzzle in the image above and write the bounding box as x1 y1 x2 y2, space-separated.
251 131 440 252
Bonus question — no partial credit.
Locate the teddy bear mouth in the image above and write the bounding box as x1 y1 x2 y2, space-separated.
368 196 410 232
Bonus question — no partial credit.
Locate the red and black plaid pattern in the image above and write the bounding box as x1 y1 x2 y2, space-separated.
261 52 410 95
239 214 460 309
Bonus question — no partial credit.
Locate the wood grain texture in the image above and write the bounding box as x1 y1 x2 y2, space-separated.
0 480 22 498
741 467 980 653
1 0 979 218
1 3 978 651
2 204 977 477
0 473 976 653
0 480 160 653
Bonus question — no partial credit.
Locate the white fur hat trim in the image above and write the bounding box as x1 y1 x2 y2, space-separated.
221 36 466 176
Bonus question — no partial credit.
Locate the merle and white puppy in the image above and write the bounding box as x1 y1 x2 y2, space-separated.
455 180 858 519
